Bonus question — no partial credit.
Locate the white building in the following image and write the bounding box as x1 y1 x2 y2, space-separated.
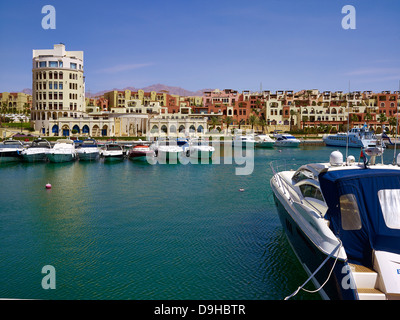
32 43 87 135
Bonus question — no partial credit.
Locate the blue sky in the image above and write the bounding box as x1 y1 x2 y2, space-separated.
0 0 399 94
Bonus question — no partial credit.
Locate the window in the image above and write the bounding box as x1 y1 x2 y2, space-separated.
340 194 362 230
59 61 63 68
49 61 58 68
54 82 58 90
39 61 46 67
299 184 324 201
70 63 77 69
378 189 400 229
59 82 63 90
49 82 52 89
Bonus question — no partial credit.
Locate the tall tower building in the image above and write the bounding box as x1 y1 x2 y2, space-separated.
31 43 85 134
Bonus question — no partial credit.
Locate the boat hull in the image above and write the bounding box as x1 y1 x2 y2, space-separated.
22 153 48 162
47 153 76 163
272 193 357 300
129 151 155 162
0 152 22 163
157 150 183 164
77 150 100 161
255 141 274 148
274 141 300 147
101 153 125 161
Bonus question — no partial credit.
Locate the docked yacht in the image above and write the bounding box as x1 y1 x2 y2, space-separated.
270 149 400 300
46 139 77 163
323 126 381 148
151 138 184 163
232 134 256 148
0 139 24 162
128 144 155 162
100 143 125 161
76 138 100 161
186 138 215 160
273 132 301 147
21 138 51 162
255 134 275 148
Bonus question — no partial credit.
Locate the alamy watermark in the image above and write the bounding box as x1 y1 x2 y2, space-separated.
41 265 56 289
41 5 56 29
341 5 356 30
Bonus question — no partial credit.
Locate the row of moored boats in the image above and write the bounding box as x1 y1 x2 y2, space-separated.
0 132 301 164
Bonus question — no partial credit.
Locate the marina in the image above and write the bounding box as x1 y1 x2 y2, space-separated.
2 142 399 300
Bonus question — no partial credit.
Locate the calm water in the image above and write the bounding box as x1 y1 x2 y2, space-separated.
1 145 393 300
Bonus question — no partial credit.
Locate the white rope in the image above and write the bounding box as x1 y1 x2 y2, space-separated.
284 241 343 300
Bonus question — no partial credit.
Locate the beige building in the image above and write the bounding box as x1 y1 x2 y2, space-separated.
31 43 86 134
0 92 32 113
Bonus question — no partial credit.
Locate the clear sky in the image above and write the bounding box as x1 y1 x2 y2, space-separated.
0 0 399 94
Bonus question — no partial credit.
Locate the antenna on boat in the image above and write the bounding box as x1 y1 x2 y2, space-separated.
345 81 350 163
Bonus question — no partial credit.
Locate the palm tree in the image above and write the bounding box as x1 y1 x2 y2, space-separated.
378 113 387 132
388 116 397 135
224 116 233 133
209 116 220 130
290 109 297 131
248 114 258 130
258 118 267 133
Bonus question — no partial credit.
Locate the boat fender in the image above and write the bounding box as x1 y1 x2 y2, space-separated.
239 188 244 192
45 183 52 189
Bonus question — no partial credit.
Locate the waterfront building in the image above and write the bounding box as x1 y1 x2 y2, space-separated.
0 92 32 113
31 43 86 134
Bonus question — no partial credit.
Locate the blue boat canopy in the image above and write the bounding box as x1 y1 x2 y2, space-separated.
319 168 400 267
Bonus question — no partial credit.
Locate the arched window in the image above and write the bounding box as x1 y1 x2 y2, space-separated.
170 125 177 133
189 125 196 132
179 125 185 133
161 125 168 133
151 125 158 133
72 125 80 133
197 125 204 133
82 125 90 134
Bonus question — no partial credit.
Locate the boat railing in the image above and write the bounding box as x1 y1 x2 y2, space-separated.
270 160 301 203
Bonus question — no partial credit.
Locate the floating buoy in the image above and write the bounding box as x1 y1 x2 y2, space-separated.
239 188 245 192
45 183 52 189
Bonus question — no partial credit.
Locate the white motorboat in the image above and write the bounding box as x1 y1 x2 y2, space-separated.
186 138 215 160
76 138 100 161
232 134 256 148
100 143 125 161
46 139 77 163
273 132 301 147
323 126 383 148
255 134 275 148
0 139 24 162
151 138 184 164
21 138 51 162
270 149 400 300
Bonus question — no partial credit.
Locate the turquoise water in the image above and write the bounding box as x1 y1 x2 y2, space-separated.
1 145 392 300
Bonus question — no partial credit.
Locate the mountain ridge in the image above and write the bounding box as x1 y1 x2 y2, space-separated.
17 84 214 97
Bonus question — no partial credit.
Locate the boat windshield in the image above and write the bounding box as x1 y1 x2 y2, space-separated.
107 144 121 150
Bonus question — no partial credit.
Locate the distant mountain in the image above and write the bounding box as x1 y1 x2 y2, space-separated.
17 84 214 97
21 88 32 95
85 84 214 97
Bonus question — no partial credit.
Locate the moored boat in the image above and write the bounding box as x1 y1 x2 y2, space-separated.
100 143 125 161
270 149 400 300
323 125 382 148
186 138 215 160
21 138 51 162
255 134 275 148
128 144 155 162
0 139 24 162
46 139 77 163
76 138 100 161
151 138 184 164
273 132 301 147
